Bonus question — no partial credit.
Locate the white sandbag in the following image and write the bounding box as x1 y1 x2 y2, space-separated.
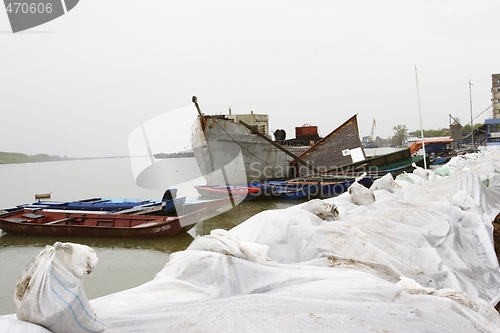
451 190 480 212
369 173 401 193
301 199 339 221
348 181 375 205
412 162 431 180
396 172 417 184
14 242 104 333
186 229 270 263
434 166 451 177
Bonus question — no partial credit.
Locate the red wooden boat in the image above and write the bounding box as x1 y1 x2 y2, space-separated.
194 185 260 199
0 207 206 238
179 196 242 214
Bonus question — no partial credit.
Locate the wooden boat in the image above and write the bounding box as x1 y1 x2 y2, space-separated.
0 207 206 238
322 148 427 178
174 196 242 214
195 185 260 200
429 155 452 165
19 196 186 216
195 183 310 200
18 189 188 216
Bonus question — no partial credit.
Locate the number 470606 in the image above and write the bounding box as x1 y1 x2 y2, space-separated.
5 2 53 14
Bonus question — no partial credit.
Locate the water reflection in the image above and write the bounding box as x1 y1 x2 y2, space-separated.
0 231 194 253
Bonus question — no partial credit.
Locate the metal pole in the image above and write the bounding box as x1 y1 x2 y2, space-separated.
415 65 427 169
469 80 475 148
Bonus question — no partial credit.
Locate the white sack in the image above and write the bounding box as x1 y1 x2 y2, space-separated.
412 162 432 180
451 189 481 212
301 198 339 221
348 181 375 205
186 229 270 263
14 242 104 333
369 173 402 193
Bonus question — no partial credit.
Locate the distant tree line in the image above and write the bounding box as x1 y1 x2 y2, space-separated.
0 152 65 164
387 123 483 147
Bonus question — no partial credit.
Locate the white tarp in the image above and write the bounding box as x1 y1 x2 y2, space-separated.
4 146 500 332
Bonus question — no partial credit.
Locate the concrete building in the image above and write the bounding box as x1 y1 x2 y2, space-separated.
479 74 500 146
492 74 500 119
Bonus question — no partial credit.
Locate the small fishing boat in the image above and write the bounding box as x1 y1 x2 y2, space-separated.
18 189 185 216
20 197 186 215
176 196 242 214
429 155 452 165
195 183 311 200
0 207 206 238
195 185 261 200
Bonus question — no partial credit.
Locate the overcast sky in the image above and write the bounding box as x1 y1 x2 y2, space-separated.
1 0 499 158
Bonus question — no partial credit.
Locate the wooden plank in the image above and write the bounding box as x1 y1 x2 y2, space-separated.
46 218 75 225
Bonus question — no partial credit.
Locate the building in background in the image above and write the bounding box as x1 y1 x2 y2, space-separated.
478 74 500 146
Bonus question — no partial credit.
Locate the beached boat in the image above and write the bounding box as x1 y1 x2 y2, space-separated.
190 97 365 185
190 97 420 184
0 207 206 238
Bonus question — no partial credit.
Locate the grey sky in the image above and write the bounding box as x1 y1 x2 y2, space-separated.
1 0 499 158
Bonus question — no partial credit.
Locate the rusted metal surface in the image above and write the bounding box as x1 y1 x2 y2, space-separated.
292 115 366 174
239 120 320 174
0 208 205 238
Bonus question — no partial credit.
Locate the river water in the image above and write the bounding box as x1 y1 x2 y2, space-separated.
0 158 298 315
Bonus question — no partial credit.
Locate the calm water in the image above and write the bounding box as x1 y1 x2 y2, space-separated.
0 158 299 315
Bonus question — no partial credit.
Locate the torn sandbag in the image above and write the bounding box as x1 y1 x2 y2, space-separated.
301 199 339 221
14 242 104 333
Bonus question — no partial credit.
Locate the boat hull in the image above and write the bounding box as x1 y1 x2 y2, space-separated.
326 148 427 178
195 183 310 200
191 116 306 185
0 208 206 238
